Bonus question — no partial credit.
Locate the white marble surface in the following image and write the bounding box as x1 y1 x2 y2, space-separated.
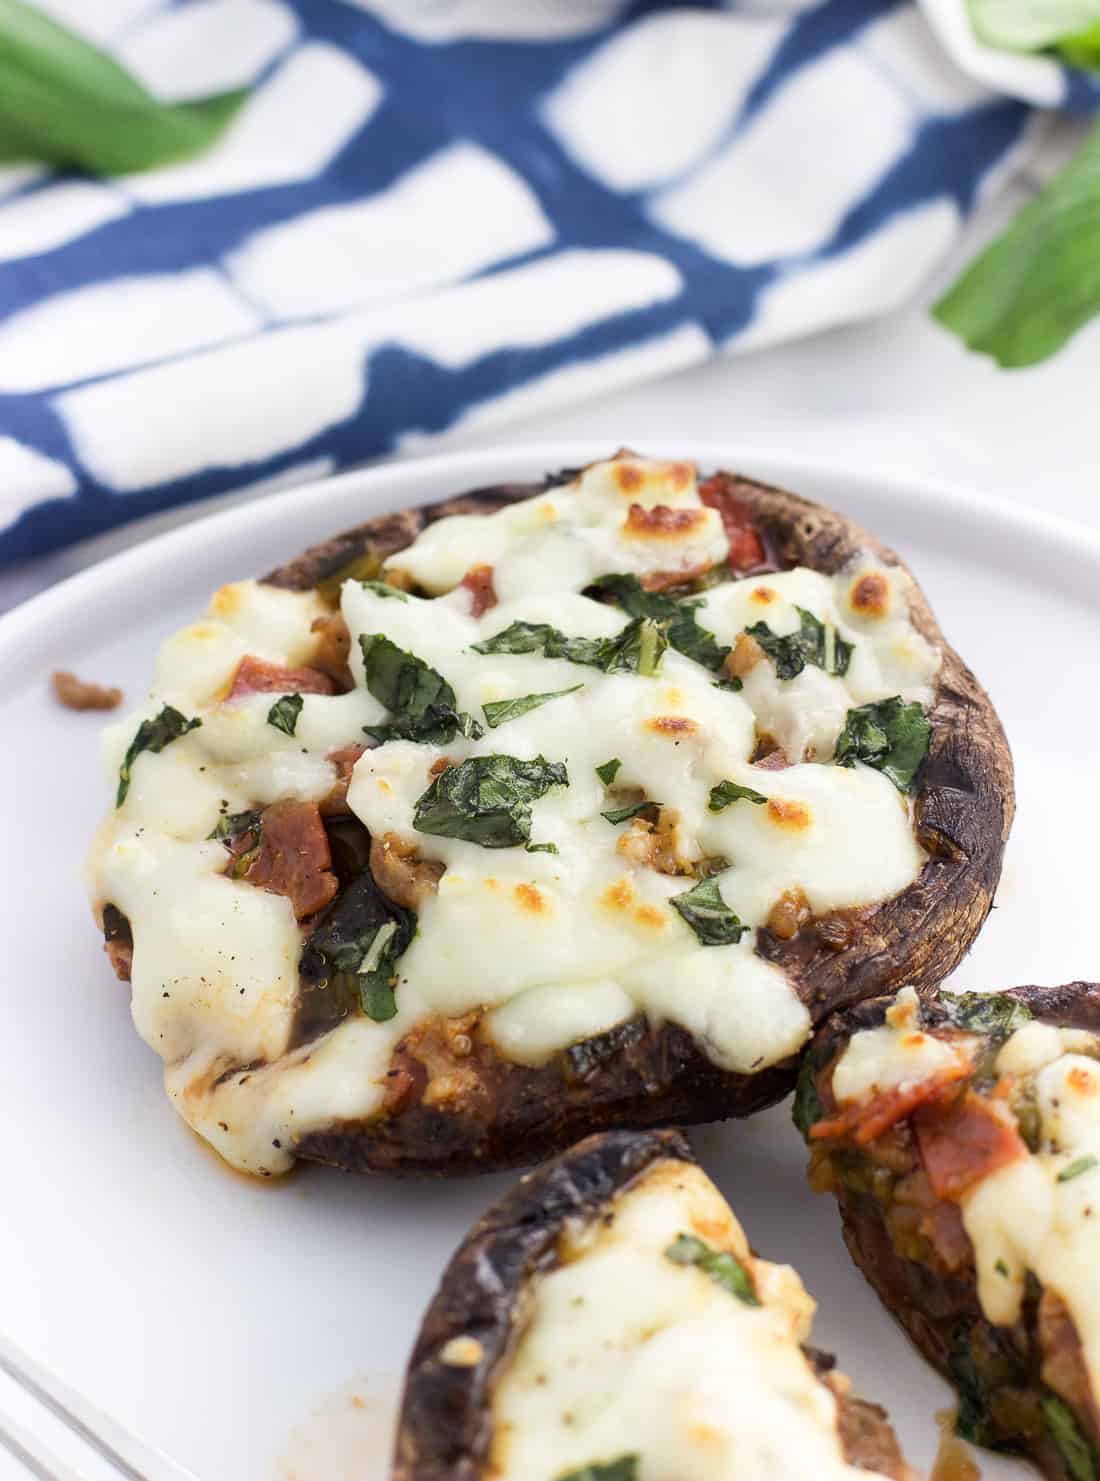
2 117 1096 615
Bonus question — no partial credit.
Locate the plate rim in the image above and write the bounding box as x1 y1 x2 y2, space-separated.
4 440 1100 661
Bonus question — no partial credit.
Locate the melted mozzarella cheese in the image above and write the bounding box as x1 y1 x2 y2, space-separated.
837 996 1100 1416
961 1041 1100 1412
486 1158 893 1481
831 988 967 1105
88 453 937 1173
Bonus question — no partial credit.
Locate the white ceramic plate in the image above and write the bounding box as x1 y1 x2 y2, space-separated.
3 442 1096 1481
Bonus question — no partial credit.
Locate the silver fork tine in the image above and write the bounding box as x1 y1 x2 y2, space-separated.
0 1335 201 1481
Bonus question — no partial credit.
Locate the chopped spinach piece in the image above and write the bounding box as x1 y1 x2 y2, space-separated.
116 704 201 806
940 989 1032 1040
792 1046 828 1139
664 1233 760 1306
472 615 667 677
1059 1154 1098 1183
359 633 482 745
266 692 303 736
595 758 622 785
207 809 262 842
482 684 582 730
556 1458 638 1481
708 779 767 811
1042 1395 1098 1481
525 841 559 855
834 696 931 793
713 677 743 692
670 876 746 946
413 754 568 849
298 871 415 1024
591 572 730 672
949 1324 1012 1451
601 800 659 826
359 579 408 600
746 607 852 681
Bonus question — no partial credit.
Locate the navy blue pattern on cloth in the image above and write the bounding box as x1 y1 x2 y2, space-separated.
0 0 1082 562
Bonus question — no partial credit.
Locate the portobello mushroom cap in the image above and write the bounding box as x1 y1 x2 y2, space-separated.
392 1127 916 1480
799 982 1100 1481
260 467 1013 1174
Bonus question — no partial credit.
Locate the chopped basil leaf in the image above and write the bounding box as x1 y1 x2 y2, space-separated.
482 684 582 730
359 633 482 744
664 1233 760 1306
746 607 852 681
940 989 1032 1040
713 677 743 692
995 1258 1010 1278
267 692 303 736
208 809 262 842
950 1325 1002 1449
834 696 931 793
670 876 746 946
708 779 767 811
591 572 730 673
116 704 201 805
1059 1154 1098 1184
359 580 408 600
525 841 559 855
595 758 622 785
298 872 415 1023
413 754 568 849
556 1458 639 1481
472 615 667 677
1041 1394 1098 1481
601 800 660 826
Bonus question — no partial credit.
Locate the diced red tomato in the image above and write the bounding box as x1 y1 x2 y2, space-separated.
229 655 336 698
914 1089 1027 1201
459 564 497 617
698 474 767 571
810 1055 974 1145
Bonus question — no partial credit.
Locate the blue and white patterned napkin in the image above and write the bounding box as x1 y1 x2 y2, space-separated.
0 0 1087 563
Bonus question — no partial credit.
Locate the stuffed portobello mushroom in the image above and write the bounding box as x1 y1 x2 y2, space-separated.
393 1128 916 1481
87 451 1012 1176
798 982 1100 1479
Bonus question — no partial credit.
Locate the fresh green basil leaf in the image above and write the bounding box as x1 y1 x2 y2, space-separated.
413 754 568 849
1059 17 1100 68
359 580 409 601
834 697 931 792
933 117 1100 368
713 677 743 692
670 876 746 946
1041 1394 1098 1481
664 1233 760 1305
966 0 1100 51
117 704 201 806
360 633 481 744
298 872 415 1024
591 572 730 672
208 809 262 843
525 841 559 855
1059 1154 1099 1183
940 989 1032 1040
472 615 667 677
708 780 767 811
482 684 582 729
556 1457 639 1481
792 1048 826 1140
746 608 852 681
0 0 248 175
267 692 304 737
595 758 622 785
950 1326 1003 1449
601 800 660 826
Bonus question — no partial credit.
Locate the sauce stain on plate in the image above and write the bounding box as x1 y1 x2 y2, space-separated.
931 1408 982 1481
275 1372 400 1480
